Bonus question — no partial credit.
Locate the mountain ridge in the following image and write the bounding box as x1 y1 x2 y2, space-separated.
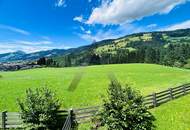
0 28 190 63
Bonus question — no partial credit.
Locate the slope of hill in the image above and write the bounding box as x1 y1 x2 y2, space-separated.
52 29 190 68
0 51 26 62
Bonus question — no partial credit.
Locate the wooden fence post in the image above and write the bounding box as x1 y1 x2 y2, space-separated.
70 108 73 128
152 93 157 108
2 111 7 130
169 88 173 100
183 86 186 95
70 108 75 129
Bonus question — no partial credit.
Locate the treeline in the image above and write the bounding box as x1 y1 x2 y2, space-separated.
38 43 190 68
37 57 59 67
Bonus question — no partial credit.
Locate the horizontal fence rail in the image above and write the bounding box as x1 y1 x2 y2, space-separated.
0 110 68 129
74 106 100 124
1 83 190 129
0 111 22 129
143 83 190 108
72 83 190 125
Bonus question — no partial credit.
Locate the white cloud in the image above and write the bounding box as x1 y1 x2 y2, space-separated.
0 43 53 54
0 24 30 35
80 26 85 31
73 15 85 23
162 20 190 31
0 40 68 54
79 24 146 42
86 30 91 34
55 0 66 7
147 24 157 28
15 40 53 45
79 26 92 34
79 19 190 43
87 0 189 25
79 30 117 42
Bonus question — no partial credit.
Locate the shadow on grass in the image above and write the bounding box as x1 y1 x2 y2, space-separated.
107 72 119 84
68 71 85 92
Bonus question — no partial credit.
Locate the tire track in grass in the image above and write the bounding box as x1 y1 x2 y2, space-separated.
68 68 85 92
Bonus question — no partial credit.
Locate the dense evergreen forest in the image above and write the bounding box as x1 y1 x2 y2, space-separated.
37 29 190 69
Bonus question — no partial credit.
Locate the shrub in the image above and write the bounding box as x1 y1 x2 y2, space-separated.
17 87 63 130
0 75 2 78
93 81 155 130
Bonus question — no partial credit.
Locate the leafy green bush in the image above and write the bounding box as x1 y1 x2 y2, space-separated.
93 81 155 130
0 75 2 78
17 87 63 130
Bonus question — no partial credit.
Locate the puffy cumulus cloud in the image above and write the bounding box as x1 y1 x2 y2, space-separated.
87 0 189 25
163 20 190 31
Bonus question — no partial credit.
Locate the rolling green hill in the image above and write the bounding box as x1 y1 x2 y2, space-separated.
1 29 190 67
52 29 190 68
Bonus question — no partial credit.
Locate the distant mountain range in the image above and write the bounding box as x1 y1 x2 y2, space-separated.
0 28 190 63
0 49 73 63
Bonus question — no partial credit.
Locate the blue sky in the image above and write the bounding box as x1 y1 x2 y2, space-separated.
0 0 190 54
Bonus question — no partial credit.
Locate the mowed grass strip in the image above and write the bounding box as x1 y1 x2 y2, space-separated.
0 64 190 112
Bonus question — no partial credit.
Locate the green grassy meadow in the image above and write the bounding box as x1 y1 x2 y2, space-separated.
0 63 190 130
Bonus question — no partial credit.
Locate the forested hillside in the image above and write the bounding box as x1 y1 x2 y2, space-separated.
44 29 190 69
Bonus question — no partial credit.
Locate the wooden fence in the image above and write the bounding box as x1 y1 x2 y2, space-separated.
62 109 73 130
0 110 67 129
71 83 190 126
0 111 22 129
1 83 190 129
143 83 190 108
74 106 100 124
